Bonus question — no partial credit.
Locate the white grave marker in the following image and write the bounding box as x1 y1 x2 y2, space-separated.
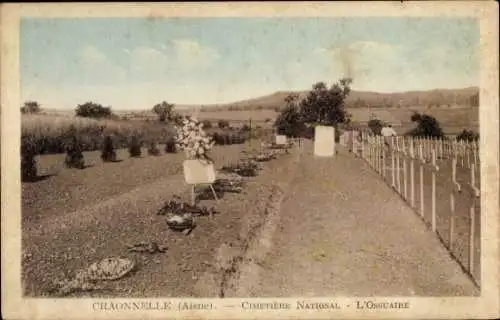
275 135 287 145
314 125 335 157
183 159 218 204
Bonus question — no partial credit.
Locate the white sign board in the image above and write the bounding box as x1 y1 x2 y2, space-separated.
183 159 216 185
275 135 287 145
314 125 335 157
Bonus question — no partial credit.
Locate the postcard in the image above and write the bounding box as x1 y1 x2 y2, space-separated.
1 2 499 319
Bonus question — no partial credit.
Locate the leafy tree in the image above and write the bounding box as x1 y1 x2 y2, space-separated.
367 119 384 135
408 112 444 138
456 129 479 142
274 94 305 138
21 101 42 114
152 101 174 122
299 78 352 129
75 102 112 118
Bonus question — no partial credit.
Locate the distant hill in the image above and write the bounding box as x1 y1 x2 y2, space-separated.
198 86 479 112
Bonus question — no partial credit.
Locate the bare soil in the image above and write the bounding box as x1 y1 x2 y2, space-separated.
21 143 299 297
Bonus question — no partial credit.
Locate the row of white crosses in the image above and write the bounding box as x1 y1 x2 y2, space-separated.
360 133 480 278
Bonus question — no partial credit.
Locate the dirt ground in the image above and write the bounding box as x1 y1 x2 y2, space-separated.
225 142 479 297
21 142 300 297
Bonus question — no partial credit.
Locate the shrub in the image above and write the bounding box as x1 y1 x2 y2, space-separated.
367 119 384 135
148 142 161 156
21 136 38 181
408 112 444 138
456 129 479 142
75 102 112 119
241 124 251 132
202 120 212 129
165 137 177 153
101 135 117 162
129 136 142 157
274 94 306 138
218 120 230 129
64 135 85 169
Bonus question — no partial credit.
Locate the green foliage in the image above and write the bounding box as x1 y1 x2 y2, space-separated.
101 135 117 162
148 142 161 156
129 135 142 157
367 119 384 135
152 101 174 122
274 94 305 138
299 78 352 127
64 135 85 169
21 101 42 114
165 137 177 153
75 102 112 119
202 120 212 129
218 120 230 129
456 129 479 142
241 124 251 132
408 112 444 138
21 135 38 181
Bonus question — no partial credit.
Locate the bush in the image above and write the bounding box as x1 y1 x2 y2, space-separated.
241 124 251 132
129 136 142 157
148 142 161 156
367 119 384 135
21 136 38 181
408 112 444 138
456 129 479 142
101 135 117 162
202 120 212 129
64 135 85 169
218 120 230 129
165 137 177 153
75 102 112 119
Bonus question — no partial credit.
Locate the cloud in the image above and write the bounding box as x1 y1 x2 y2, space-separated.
79 45 126 81
128 46 168 72
171 39 220 69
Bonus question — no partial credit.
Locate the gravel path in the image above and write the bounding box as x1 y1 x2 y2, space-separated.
231 140 479 297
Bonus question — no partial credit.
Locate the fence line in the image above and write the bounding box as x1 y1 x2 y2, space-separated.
344 131 481 288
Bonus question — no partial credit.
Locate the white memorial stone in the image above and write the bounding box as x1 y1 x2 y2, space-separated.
275 135 287 145
314 125 335 157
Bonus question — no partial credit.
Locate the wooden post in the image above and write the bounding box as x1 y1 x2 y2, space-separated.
396 136 401 194
430 149 439 232
402 137 408 200
449 155 461 251
466 141 471 169
409 138 415 208
419 143 425 218
381 136 386 179
460 140 465 168
467 162 480 275
391 137 396 189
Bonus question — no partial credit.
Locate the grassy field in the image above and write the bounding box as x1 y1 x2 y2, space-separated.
20 114 270 156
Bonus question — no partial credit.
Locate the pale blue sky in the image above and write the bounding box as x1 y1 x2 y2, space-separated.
21 17 479 110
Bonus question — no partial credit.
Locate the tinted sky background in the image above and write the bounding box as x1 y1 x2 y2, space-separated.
21 17 479 110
